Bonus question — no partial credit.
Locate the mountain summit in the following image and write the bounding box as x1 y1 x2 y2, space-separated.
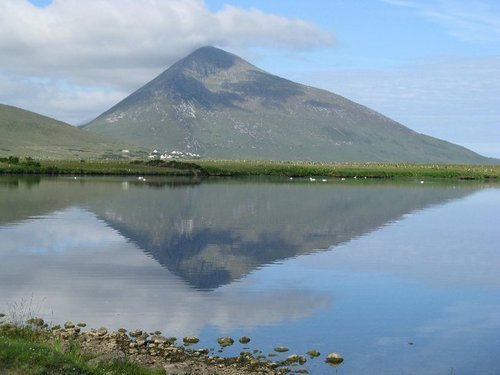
84 46 491 163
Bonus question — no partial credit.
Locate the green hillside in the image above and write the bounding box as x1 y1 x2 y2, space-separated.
0 104 136 159
84 46 496 164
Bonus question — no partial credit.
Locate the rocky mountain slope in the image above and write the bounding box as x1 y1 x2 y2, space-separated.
84 46 493 164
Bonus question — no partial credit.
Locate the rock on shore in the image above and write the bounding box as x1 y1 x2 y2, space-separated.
47 322 286 374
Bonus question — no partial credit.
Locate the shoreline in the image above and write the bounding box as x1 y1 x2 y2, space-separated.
0 317 343 374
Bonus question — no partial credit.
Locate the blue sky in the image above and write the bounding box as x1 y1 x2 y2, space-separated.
1 0 499 157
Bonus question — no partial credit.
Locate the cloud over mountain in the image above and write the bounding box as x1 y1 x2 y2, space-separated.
0 0 333 87
0 0 332 123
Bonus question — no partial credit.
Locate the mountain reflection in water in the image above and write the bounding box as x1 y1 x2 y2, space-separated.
0 177 476 290
3 176 500 374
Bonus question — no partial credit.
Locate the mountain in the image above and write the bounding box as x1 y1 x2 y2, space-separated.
84 46 493 164
0 104 132 159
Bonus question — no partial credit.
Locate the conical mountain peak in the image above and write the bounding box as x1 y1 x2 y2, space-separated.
170 46 259 80
84 47 494 164
181 46 239 69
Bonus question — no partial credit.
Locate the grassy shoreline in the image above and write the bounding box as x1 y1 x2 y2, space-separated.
0 317 308 375
1 157 499 180
0 323 164 375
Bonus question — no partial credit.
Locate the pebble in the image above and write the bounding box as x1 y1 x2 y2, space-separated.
325 352 344 365
182 336 199 345
306 349 320 358
217 336 234 347
285 354 307 365
274 346 289 353
239 336 251 344
129 329 143 338
97 327 108 337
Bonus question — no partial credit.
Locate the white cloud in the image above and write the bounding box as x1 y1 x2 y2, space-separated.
0 0 333 123
0 0 332 85
383 0 500 42
0 73 127 124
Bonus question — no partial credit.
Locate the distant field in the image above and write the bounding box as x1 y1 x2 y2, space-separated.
0 158 205 177
1 157 499 180
196 159 500 180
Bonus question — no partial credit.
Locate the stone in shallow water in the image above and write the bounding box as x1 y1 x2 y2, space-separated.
77 322 87 328
238 336 251 344
325 352 344 365
285 354 307 365
274 346 289 353
217 337 234 347
64 321 75 329
129 329 143 338
183 336 199 345
306 349 320 358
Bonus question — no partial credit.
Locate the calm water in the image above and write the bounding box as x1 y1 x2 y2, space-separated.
1 176 499 374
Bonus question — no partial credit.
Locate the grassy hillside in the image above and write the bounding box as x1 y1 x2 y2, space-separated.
0 104 142 159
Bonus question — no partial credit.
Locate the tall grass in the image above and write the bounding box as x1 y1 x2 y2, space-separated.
4 295 46 327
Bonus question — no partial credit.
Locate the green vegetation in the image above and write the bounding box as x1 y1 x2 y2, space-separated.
0 104 142 160
197 160 500 180
0 325 164 375
0 158 207 176
1 157 499 180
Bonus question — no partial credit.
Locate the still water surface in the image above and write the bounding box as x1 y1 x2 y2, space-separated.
1 176 499 374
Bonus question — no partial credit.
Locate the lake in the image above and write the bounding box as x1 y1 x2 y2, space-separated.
1 176 499 374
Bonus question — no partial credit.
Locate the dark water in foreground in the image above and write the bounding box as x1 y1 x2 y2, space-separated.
1 176 499 374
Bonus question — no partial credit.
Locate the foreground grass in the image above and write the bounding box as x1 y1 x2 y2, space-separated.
0 325 164 375
1 157 499 180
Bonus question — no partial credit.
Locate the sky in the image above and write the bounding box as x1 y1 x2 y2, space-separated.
0 0 499 158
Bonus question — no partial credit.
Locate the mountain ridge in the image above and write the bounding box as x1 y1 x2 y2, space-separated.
80 46 495 164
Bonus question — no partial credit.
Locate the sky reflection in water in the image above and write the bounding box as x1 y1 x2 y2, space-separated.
0 177 499 374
